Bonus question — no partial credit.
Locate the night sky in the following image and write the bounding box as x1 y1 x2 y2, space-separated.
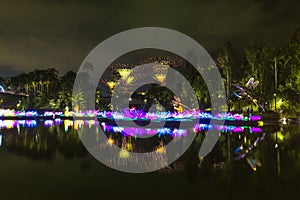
0 0 299 77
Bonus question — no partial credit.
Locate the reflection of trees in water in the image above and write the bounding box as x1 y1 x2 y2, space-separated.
276 125 300 178
3 123 300 183
156 125 300 188
5 123 92 170
57 126 87 159
6 125 58 160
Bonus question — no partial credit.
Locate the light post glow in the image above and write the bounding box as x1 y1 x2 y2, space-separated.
274 93 277 112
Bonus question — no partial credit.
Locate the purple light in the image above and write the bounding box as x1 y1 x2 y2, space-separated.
250 127 263 133
232 126 244 133
54 118 62 124
250 115 262 121
233 114 243 120
0 109 258 122
44 120 54 126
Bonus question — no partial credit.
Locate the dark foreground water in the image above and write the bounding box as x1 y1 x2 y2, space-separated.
0 120 299 200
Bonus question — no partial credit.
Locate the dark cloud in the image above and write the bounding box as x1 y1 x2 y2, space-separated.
0 0 299 77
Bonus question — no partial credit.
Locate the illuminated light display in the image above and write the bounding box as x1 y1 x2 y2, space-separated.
156 145 165 154
25 120 37 127
119 148 130 159
250 115 262 121
0 133 2 146
0 120 15 129
118 68 132 80
0 85 5 92
246 157 257 171
0 109 262 129
44 120 55 126
106 81 116 90
0 120 39 129
107 136 114 146
126 142 133 151
100 122 262 138
234 133 266 171
0 117 263 136
64 120 73 132
250 127 263 133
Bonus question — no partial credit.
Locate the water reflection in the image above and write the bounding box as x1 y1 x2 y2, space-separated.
1 119 300 199
0 119 299 178
0 120 91 171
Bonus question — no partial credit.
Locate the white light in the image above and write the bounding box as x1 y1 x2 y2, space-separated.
0 134 2 146
0 85 4 92
282 117 287 125
275 144 278 149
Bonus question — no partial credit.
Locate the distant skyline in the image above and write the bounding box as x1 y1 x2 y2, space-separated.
0 0 299 77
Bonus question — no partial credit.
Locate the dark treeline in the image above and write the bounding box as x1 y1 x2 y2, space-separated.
0 28 299 115
215 27 300 115
0 69 76 110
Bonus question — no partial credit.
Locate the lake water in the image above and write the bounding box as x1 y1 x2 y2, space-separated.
0 119 299 199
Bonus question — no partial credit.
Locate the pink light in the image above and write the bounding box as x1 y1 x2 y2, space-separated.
250 115 262 121
250 127 262 133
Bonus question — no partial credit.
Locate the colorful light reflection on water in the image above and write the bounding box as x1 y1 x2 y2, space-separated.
0 119 262 137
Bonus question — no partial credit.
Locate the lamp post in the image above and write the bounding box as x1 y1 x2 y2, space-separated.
274 93 277 112
274 58 277 112
273 55 285 112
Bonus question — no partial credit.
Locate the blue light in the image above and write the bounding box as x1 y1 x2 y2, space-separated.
0 85 4 92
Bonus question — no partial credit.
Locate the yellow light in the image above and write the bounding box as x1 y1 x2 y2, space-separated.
153 64 168 84
118 68 131 79
6 120 14 129
119 148 130 159
156 146 165 154
125 76 135 84
107 81 116 90
277 132 284 141
74 122 78 130
126 142 133 151
107 136 114 146
258 121 264 126
155 74 166 83
74 120 84 130
73 105 79 114
3 110 15 117
64 120 73 132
